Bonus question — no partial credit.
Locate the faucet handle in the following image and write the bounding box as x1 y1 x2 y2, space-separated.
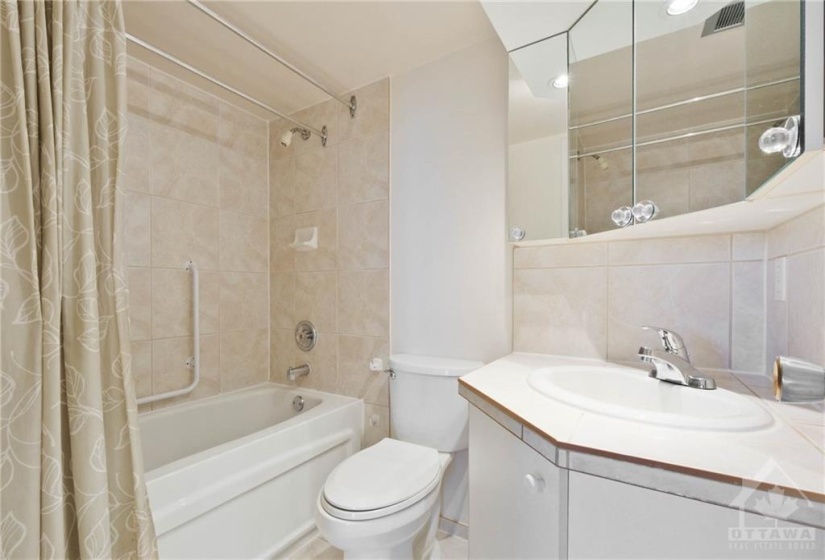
641 326 690 362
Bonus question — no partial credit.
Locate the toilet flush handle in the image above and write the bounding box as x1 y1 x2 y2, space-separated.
523 473 546 495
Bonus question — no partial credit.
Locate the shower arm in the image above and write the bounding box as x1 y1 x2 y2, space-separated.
136 261 200 406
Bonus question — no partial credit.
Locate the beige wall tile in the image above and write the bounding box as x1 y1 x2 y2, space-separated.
608 235 730 265
269 328 294 383
270 157 295 218
765 256 789 368
339 79 389 140
270 215 296 273
787 249 825 366
125 191 151 267
339 130 390 204
151 121 220 206
220 148 268 217
339 200 389 270
122 114 152 194
126 57 151 114
220 329 269 392
151 197 219 270
338 336 389 406
220 211 268 272
152 268 219 338
294 272 338 332
285 333 338 393
152 335 220 409
149 68 218 141
733 233 766 261
732 262 766 374
128 267 152 341
270 273 295 330
294 210 338 271
131 339 153 398
339 269 389 337
778 205 825 257
363 403 390 448
514 243 607 269
513 267 608 358
294 146 338 213
220 272 269 332
608 263 730 368
218 102 267 160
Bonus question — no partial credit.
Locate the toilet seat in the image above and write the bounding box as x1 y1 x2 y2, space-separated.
321 438 442 521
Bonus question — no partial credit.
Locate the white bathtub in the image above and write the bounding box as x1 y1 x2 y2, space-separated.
139 384 363 559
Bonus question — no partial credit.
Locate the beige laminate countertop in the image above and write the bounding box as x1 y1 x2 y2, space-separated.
459 353 825 527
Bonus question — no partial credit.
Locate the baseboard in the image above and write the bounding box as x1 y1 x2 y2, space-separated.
438 517 469 540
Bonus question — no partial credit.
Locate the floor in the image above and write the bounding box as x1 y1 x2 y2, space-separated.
289 530 468 559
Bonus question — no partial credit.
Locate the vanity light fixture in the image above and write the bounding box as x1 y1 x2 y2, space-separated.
666 0 699 16
551 74 569 89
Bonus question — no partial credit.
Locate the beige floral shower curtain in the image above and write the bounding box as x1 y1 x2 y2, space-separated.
0 0 157 557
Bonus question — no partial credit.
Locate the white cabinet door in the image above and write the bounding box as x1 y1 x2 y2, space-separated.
568 471 825 559
469 406 565 559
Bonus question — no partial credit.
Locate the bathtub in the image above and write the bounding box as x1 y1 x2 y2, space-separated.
139 384 363 559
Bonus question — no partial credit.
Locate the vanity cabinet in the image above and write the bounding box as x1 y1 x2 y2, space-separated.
468 407 565 558
468 404 824 559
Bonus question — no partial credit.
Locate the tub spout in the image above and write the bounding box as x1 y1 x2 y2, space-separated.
287 363 311 381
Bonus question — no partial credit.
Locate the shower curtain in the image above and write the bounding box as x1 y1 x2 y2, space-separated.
0 1 157 557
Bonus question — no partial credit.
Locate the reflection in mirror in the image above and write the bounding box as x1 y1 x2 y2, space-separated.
634 0 749 221
568 0 634 236
745 0 801 195
508 34 568 241
566 0 802 238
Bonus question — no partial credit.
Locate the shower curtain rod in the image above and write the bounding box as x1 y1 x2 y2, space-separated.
125 33 328 140
186 0 357 118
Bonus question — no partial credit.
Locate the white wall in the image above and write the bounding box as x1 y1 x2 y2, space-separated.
391 38 511 364
390 38 511 527
508 134 567 240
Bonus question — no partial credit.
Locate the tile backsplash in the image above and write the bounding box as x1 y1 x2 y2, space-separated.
269 79 391 447
124 57 270 410
514 205 825 377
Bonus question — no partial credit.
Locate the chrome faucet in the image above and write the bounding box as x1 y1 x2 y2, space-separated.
638 326 716 390
287 363 311 381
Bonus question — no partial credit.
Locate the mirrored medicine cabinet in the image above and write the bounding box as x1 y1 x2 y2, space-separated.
507 0 817 242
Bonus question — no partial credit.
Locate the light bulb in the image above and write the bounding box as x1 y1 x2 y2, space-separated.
551 74 569 89
667 0 698 16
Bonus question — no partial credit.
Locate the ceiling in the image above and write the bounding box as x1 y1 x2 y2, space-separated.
123 0 497 119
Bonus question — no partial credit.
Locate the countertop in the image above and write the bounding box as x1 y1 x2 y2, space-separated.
459 353 825 528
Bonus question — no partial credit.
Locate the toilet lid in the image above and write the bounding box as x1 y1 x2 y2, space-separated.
323 439 441 512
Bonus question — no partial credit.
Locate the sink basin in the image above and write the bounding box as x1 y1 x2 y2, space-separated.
527 366 774 432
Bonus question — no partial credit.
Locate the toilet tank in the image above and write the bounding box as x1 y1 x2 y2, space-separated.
389 354 484 452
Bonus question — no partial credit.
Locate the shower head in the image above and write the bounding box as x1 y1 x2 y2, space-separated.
280 127 311 148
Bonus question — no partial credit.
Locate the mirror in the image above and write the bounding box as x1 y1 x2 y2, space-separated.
568 0 634 236
506 0 807 242
568 0 803 237
507 34 568 241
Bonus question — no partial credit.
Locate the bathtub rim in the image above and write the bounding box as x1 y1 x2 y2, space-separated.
140 382 363 480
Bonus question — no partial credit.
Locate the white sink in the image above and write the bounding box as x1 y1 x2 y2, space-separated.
527 366 774 432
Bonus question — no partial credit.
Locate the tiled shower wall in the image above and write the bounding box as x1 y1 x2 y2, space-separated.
269 80 391 446
766 206 825 369
513 205 825 377
124 58 270 409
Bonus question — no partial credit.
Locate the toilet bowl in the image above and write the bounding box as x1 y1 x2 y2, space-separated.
314 439 452 559
314 355 483 560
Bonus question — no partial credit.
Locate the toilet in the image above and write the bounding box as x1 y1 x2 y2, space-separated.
314 354 483 559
